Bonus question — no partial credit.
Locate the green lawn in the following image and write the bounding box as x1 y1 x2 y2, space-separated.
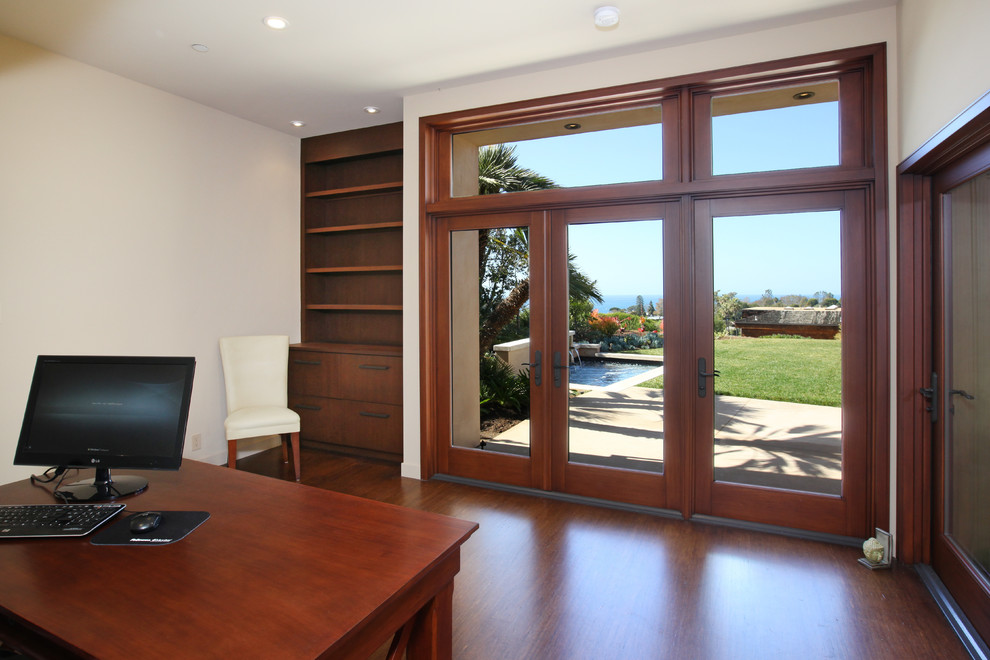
632 336 841 407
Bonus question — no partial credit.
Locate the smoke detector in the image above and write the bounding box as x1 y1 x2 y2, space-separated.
594 6 620 29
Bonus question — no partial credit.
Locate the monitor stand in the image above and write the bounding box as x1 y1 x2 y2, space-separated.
55 468 148 502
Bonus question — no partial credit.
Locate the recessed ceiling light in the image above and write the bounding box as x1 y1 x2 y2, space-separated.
363 106 381 114
191 43 209 53
594 6 620 29
290 121 306 128
793 91 816 101
564 123 582 130
263 16 289 30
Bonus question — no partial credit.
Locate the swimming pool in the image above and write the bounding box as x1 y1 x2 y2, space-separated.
568 359 661 388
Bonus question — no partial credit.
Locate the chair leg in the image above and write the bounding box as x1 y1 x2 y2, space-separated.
227 439 238 469
281 437 289 463
286 431 301 482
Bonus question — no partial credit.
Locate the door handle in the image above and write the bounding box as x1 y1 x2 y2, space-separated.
949 388 975 400
552 351 566 388
698 357 720 398
919 372 938 423
522 350 542 387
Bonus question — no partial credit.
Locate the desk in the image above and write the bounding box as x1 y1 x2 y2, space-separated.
0 460 477 659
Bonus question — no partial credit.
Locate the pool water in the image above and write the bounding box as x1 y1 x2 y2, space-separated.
568 360 658 387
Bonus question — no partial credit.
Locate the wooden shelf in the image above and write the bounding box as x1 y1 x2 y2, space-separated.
297 123 403 460
306 265 402 274
291 342 402 357
306 181 402 199
306 222 403 235
306 304 402 311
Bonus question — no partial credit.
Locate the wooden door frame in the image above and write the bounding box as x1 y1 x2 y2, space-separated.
896 91 990 563
419 44 890 537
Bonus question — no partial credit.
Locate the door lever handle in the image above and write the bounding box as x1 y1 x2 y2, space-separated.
919 372 938 423
698 357 720 398
949 389 975 400
522 350 542 387
552 351 566 388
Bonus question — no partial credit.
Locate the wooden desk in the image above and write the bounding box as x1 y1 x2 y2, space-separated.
0 460 477 659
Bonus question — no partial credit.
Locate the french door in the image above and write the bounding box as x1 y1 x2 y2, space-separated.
434 204 676 509
931 170 990 641
692 191 869 536
432 192 871 537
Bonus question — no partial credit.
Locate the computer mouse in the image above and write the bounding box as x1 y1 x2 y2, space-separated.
129 511 163 534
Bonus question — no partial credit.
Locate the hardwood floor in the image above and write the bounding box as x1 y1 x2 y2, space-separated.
237 446 969 659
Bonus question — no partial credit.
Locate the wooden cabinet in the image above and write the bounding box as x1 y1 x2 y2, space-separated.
289 345 402 460
292 123 403 461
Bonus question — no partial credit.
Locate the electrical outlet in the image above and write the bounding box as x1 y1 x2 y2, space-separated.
191 433 202 451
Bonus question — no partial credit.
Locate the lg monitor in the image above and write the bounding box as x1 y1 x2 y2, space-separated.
14 355 196 502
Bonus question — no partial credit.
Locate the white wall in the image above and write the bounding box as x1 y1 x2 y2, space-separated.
0 35 300 485
898 0 990 159
400 7 899 482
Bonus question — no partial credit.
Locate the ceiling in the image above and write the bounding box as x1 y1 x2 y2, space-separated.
0 0 893 138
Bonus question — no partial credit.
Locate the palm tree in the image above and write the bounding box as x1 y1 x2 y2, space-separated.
476 149 603 353
478 143 556 194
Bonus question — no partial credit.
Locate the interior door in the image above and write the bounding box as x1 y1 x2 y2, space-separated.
932 171 990 641
692 192 869 537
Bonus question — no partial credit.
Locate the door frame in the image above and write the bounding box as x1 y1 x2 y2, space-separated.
896 92 990 563
896 93 990 646
419 44 890 537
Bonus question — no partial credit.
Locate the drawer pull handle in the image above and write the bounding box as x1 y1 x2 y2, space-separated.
359 411 390 419
359 364 390 371
293 359 322 366
295 404 322 411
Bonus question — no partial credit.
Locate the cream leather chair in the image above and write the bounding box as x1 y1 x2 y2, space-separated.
219 335 301 482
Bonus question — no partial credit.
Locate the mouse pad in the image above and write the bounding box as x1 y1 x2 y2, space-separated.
90 511 210 546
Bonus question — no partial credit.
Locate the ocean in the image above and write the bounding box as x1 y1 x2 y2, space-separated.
593 294 663 314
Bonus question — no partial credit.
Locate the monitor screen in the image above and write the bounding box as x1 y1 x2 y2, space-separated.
15 355 196 501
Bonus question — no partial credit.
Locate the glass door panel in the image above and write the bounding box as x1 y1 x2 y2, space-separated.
711 211 842 495
566 219 665 474
940 172 990 586
695 192 868 537
550 204 676 511
437 213 548 490
450 226 532 456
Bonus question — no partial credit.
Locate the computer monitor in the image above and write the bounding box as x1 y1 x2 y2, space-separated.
14 355 196 502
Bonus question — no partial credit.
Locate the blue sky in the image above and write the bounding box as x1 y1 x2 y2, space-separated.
506 101 842 300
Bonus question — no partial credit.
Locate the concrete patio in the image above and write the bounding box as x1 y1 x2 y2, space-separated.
485 384 842 495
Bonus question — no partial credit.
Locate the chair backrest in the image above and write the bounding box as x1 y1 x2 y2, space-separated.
218 335 290 413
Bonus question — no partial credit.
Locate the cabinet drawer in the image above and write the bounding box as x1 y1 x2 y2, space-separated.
288 350 331 394
289 394 333 443
328 399 401 454
332 354 402 404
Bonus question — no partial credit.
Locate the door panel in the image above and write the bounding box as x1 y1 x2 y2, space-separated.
694 192 868 537
437 212 548 489
550 204 680 510
933 171 990 639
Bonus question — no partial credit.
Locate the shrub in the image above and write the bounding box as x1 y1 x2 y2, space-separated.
479 353 530 419
600 332 663 352
586 311 621 338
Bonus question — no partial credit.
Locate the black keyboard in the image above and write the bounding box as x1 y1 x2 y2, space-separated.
0 503 126 538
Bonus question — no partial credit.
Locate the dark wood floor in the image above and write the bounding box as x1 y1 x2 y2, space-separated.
238 446 969 660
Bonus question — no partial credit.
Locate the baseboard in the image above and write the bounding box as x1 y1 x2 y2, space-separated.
430 474 684 520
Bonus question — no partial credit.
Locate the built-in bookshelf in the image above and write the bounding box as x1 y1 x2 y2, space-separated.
291 123 403 461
